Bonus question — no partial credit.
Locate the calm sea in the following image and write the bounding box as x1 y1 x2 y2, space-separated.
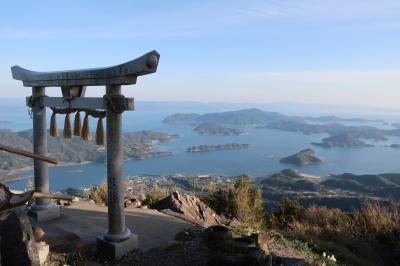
3 99 400 191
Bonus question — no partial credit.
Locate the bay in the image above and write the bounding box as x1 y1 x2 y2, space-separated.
3 100 400 191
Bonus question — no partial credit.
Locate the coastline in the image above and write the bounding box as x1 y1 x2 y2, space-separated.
2 161 92 183
1 149 173 184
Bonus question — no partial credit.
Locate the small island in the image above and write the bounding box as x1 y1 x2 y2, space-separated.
194 122 247 136
311 133 372 149
280 148 323 166
186 143 250 153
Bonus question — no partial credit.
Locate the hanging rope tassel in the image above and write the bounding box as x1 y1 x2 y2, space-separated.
81 112 91 141
50 112 58 137
63 113 72 138
96 117 105 146
73 111 82 136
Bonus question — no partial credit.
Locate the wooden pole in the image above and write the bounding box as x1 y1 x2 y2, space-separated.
0 145 58 164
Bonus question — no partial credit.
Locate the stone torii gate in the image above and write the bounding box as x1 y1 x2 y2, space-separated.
11 50 160 258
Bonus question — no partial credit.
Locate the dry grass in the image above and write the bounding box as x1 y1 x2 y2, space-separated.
89 182 107 204
269 198 400 265
347 200 400 240
271 198 400 241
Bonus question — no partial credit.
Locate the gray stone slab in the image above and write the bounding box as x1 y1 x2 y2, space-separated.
11 50 159 87
28 205 60 222
96 231 138 259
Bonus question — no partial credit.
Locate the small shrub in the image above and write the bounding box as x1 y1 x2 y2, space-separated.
277 198 305 228
56 252 85 266
204 176 265 229
142 188 169 207
138 184 146 202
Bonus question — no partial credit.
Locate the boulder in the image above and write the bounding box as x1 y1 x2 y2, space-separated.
253 233 269 254
124 197 142 208
72 196 80 203
32 226 45 242
153 191 221 227
0 208 40 266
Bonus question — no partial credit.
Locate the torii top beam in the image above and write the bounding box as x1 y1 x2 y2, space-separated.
11 50 160 87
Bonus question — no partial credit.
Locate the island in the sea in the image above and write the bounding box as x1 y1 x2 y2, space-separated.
280 148 323 166
186 143 250 153
311 133 372 149
194 122 247 136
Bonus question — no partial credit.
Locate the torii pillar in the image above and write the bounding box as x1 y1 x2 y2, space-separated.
11 51 160 258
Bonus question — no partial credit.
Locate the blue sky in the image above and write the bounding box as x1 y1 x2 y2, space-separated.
1 1 400 107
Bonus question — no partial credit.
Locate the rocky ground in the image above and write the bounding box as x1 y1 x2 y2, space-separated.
1 191 321 266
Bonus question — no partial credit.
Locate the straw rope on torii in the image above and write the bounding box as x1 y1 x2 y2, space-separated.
10 50 160 259
49 107 107 144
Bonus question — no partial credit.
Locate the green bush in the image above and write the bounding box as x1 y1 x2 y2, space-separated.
142 188 169 207
204 175 265 229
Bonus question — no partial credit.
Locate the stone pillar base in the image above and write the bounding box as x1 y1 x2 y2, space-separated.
96 231 138 259
28 205 60 222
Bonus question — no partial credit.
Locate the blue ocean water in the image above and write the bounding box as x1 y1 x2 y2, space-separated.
3 99 400 191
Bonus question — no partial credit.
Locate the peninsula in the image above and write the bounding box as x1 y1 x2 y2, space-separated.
0 129 177 172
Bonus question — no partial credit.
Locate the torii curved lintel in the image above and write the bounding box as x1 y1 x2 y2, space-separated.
11 50 160 87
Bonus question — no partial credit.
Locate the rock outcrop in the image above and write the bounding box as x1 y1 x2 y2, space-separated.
0 208 40 266
153 192 221 227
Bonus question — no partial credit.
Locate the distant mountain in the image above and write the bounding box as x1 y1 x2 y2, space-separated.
311 133 372 149
321 173 400 198
194 122 247 136
162 113 200 124
259 168 320 192
164 108 297 125
280 148 323 166
163 108 389 141
259 169 400 211
325 173 400 189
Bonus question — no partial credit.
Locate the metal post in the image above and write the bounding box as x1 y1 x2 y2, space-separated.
103 85 130 242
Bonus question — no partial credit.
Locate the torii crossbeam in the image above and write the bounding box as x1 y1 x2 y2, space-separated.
11 50 160 258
